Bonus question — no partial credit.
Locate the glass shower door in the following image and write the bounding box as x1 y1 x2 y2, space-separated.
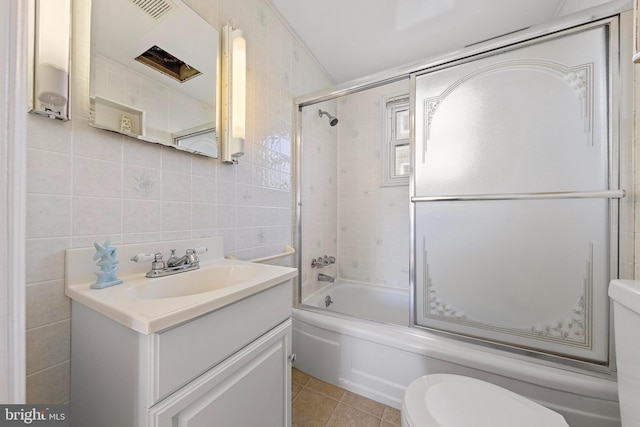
412 22 621 363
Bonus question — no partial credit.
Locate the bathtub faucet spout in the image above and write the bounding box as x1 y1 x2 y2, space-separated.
318 273 335 283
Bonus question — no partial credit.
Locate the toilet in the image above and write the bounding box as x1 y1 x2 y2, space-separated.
609 279 640 426
401 374 568 427
401 279 640 427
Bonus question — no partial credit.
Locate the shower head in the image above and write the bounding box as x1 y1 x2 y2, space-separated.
318 109 339 126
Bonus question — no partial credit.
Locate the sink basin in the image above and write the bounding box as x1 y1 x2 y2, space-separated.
65 237 299 334
125 265 260 299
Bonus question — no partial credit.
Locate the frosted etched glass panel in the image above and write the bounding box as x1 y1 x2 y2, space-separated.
412 23 614 362
414 198 610 362
414 25 609 197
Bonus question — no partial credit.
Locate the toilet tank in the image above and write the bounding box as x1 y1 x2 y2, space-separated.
609 280 640 426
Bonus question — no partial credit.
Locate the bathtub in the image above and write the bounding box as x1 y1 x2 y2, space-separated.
293 280 621 427
306 280 409 325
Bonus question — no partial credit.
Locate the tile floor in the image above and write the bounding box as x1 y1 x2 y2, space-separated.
292 368 401 427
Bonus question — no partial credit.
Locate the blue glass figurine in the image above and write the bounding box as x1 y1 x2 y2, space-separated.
90 240 123 289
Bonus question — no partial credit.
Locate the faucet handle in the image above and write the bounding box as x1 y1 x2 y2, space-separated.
321 255 334 266
150 253 165 271
185 248 206 264
130 253 154 263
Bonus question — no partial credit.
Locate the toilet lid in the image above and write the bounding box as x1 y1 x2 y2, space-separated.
402 374 569 427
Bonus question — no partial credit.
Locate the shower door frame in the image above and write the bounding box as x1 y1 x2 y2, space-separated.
292 2 634 374
410 12 633 373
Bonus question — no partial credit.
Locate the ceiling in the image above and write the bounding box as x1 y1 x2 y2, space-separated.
269 0 602 84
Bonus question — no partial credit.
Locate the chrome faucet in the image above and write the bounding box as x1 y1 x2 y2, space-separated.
131 247 207 278
167 249 199 268
318 273 335 283
311 255 336 268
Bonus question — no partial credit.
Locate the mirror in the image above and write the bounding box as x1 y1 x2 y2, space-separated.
90 0 219 157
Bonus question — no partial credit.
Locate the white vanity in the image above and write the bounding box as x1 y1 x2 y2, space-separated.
65 237 297 427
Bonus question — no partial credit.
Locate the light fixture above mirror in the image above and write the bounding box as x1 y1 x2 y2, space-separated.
28 0 71 121
220 20 246 164
89 0 219 158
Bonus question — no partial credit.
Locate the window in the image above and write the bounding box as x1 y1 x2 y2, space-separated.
381 94 410 186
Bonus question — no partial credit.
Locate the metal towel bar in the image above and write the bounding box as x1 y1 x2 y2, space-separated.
411 189 625 203
225 245 296 263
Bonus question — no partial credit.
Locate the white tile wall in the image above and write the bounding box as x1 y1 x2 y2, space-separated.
299 80 412 299
337 80 410 288
300 100 339 298
24 0 332 403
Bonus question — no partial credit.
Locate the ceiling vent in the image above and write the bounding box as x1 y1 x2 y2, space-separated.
130 0 174 20
135 45 202 83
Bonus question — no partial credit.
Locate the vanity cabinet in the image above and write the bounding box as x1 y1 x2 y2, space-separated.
70 280 293 427
149 320 290 426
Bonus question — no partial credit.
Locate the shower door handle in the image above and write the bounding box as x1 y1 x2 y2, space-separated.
411 189 625 203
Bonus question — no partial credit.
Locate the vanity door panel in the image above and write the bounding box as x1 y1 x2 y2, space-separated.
148 320 292 427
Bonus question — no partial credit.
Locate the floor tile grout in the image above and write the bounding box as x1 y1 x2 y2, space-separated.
292 368 401 427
